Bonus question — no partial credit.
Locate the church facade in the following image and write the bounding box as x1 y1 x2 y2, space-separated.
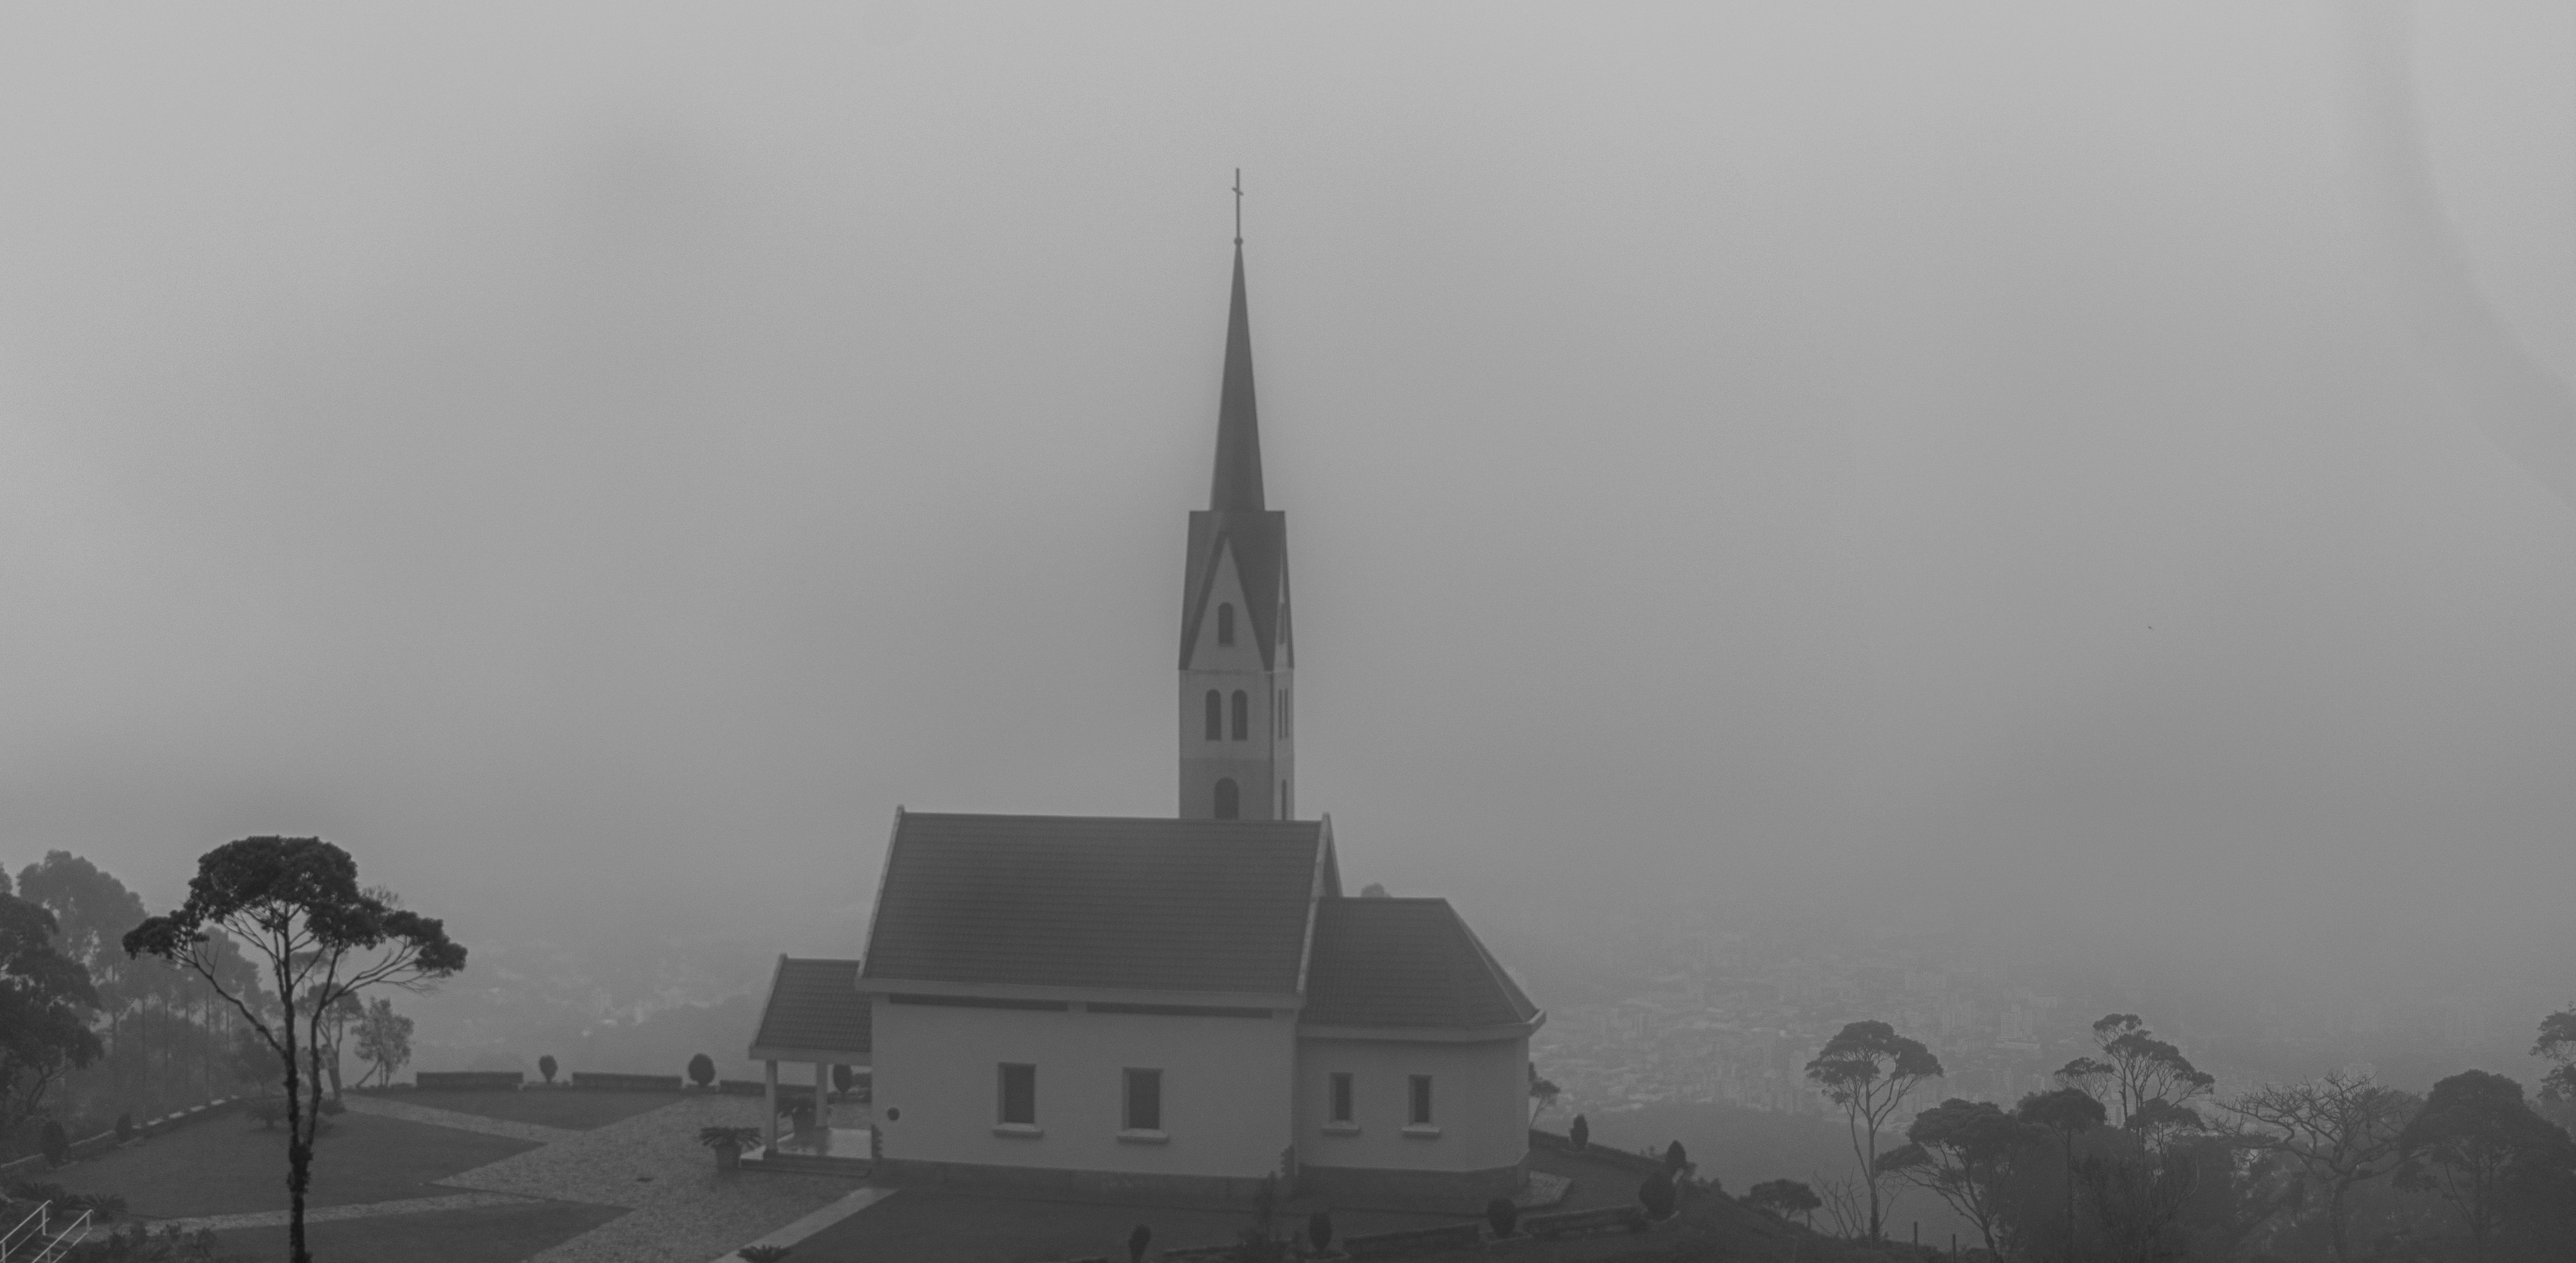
752 235 1541 1208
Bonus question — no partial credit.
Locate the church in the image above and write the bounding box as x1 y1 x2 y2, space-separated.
746 229 1543 1209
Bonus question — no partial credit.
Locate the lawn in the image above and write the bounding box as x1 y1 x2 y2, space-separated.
209 1199 629 1263
387 1088 683 1131
43 1110 538 1220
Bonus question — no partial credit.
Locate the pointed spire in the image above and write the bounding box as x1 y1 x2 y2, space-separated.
1209 239 1266 513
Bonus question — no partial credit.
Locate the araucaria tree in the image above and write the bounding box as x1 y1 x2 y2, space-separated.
124 837 464 1263
2224 1069 2417 1263
1805 1019 1944 1239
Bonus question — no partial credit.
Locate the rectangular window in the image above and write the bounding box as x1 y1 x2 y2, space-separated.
999 1063 1036 1125
1330 1072 1354 1124
1123 1068 1162 1131
1408 1074 1434 1126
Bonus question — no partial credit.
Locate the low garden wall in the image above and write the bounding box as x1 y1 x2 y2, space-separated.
415 1071 526 1091
567 1071 684 1092
0 1096 249 1178
1528 1128 1668 1176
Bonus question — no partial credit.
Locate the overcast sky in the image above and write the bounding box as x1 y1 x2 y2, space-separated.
1 4 2570 997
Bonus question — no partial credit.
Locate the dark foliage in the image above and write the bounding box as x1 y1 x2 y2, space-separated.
1305 1209 1332 1251
1570 1113 1589 1151
1641 1169 1678 1219
687 1053 716 1088
1486 1196 1520 1237
538 1054 558 1084
1128 1222 1152 1263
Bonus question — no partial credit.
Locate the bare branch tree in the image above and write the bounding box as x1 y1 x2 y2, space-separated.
2224 1070 2417 1263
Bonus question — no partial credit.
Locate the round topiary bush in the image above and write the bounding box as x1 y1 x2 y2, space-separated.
538 1054 558 1085
1306 1210 1332 1254
687 1053 717 1088
1485 1196 1520 1238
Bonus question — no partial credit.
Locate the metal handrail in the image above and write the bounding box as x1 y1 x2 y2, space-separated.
25 1209 88 1263
0 1203 47 1261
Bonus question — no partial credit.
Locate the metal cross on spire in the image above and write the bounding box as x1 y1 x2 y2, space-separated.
1233 168 1243 245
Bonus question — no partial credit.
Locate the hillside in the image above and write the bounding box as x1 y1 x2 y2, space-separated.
1584 1102 1978 1250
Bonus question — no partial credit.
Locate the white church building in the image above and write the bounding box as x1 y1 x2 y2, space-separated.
750 234 1543 1208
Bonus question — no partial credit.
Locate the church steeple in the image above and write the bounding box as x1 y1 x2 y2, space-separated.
1208 243 1265 513
1178 223 1295 823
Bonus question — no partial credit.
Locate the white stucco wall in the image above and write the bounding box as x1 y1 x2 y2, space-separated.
1180 541 1293 820
1295 1034 1529 1174
872 997 1300 1179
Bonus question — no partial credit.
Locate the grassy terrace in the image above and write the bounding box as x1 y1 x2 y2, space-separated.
43 1110 538 1220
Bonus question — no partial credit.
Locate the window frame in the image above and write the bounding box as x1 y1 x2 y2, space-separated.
1408 1074 1434 1127
1205 689 1223 741
1122 1067 1163 1133
1329 1072 1355 1124
1217 602 1235 646
1231 689 1249 740
998 1062 1037 1126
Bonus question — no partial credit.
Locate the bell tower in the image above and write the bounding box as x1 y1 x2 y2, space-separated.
1178 232 1294 820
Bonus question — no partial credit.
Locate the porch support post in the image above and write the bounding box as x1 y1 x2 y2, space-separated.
764 1059 778 1152
815 1060 831 1130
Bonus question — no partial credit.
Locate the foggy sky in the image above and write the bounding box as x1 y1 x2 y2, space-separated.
1 4 2571 1001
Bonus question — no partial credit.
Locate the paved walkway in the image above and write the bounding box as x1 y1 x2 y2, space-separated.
141 1094 893 1263
342 1094 583 1144
437 1095 869 1263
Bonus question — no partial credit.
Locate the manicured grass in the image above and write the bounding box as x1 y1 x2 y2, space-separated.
789 1190 1453 1263
392 1088 682 1130
209 1199 628 1263
44 1111 537 1220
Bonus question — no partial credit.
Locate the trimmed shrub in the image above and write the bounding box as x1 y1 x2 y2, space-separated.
114 1114 133 1142
1485 1197 1520 1238
40 1120 69 1166
1639 1170 1677 1221
1305 1210 1332 1253
687 1053 717 1088
1569 1113 1589 1151
1664 1140 1690 1173
539 1054 558 1084
1128 1223 1152 1263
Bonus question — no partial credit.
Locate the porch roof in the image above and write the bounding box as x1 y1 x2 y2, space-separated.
748 956 871 1062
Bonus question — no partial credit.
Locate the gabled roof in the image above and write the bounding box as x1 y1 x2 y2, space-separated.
1178 510 1290 670
1299 898 1541 1031
748 956 871 1060
860 812 1331 997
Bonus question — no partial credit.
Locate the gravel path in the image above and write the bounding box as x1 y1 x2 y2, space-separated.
344 1095 582 1144
435 1095 862 1263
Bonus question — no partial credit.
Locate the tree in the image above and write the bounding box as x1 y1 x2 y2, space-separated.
123 837 464 1263
0 886 103 1144
1570 1113 1589 1151
1665 1139 1693 1176
2018 1086 2108 1263
1804 1020 1944 1239
353 997 413 1088
1748 1178 1822 1227
2535 1007 2576 1105
2396 1069 2576 1263
2224 1070 2418 1262
538 1054 558 1085
1639 1169 1678 1219
307 989 363 1100
2086 1015 2215 1129
688 1053 717 1088
1878 1098 2026 1256
1527 1062 1561 1124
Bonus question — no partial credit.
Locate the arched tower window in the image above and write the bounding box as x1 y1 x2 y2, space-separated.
1205 689 1223 740
1231 690 1249 740
1217 603 1235 646
1213 778 1240 819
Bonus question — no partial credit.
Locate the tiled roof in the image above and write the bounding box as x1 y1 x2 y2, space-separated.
1299 898 1541 1030
860 813 1329 996
749 957 871 1057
